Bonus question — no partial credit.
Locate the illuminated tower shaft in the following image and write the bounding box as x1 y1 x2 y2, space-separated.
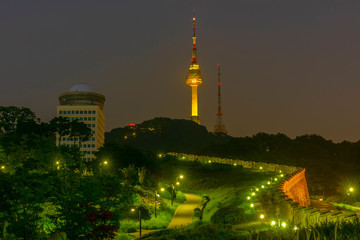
186 10 203 124
214 64 227 134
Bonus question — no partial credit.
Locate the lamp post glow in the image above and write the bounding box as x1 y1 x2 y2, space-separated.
271 221 276 226
250 203 254 208
252 192 256 196
247 196 251 200
131 207 142 237
1 165 4 170
179 175 184 179
282 222 286 228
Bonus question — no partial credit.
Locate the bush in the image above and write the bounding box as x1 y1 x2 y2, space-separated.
210 206 246 225
119 220 137 233
193 208 201 218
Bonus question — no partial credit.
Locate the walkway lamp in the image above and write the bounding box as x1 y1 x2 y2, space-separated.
250 203 254 208
271 221 276 226
247 196 251 200
131 207 142 237
281 222 286 228
155 190 161 218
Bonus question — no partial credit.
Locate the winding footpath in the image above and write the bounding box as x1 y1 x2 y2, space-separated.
168 193 202 229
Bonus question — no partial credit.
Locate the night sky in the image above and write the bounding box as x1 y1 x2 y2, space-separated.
1 1 360 142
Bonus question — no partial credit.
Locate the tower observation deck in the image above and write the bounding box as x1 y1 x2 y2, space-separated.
186 10 203 124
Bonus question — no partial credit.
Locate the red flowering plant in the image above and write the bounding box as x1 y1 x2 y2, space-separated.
86 207 120 239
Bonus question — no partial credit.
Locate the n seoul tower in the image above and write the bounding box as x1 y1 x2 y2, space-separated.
186 10 203 124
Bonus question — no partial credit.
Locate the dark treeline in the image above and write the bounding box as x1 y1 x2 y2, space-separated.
107 117 360 195
0 106 169 239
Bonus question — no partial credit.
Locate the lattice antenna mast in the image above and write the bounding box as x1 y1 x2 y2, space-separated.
214 64 227 134
217 64 222 116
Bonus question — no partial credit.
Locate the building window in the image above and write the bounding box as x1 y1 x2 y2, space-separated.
67 111 70 114
76 111 79 114
92 124 95 127
59 111 62 114
92 131 95 135
84 117 87 121
92 144 95 148
92 111 96 114
92 117 95 121
80 111 83 114
92 137 95 141
80 117 83 121
72 111 75 114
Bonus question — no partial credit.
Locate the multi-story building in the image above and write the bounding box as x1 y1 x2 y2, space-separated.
57 83 105 162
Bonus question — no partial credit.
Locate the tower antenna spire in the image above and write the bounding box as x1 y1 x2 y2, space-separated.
192 9 197 64
186 10 203 124
214 64 227 134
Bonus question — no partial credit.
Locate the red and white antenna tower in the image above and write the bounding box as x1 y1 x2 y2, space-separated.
214 64 227 134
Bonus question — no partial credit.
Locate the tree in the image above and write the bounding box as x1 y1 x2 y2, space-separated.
69 120 92 146
50 117 70 146
0 106 38 135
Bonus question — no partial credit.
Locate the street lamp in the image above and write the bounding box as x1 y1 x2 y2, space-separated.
155 190 161 218
1 165 4 170
131 207 142 237
99 160 108 175
56 161 60 170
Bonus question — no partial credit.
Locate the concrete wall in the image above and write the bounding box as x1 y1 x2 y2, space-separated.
167 152 359 226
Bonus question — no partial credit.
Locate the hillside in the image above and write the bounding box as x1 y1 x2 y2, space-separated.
105 117 230 153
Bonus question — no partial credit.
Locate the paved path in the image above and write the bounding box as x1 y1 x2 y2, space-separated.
311 199 333 210
168 193 202 229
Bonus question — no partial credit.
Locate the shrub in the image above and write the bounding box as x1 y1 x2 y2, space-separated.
210 206 245 225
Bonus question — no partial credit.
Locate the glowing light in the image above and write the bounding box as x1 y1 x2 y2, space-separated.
160 188 165 192
279 170 282 173
280 174 284 177
247 196 251 200
261 185 265 188
250 203 254 208
208 160 211 163
294 226 298 230
274 178 278 181
158 154 162 158
252 192 256 196
176 182 180 185
267 181 271 185
282 222 286 228
132 132 136 136
124 136 128 139
131 208 135 212
271 221 276 226
260 214 264 219
182 157 185 159
256 188 259 191
1 166 4 169
234 163 237 166
260 167 263 170
104 161 108 165
156 194 160 197
56 161 59 165
180 175 184 179
349 187 354 192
